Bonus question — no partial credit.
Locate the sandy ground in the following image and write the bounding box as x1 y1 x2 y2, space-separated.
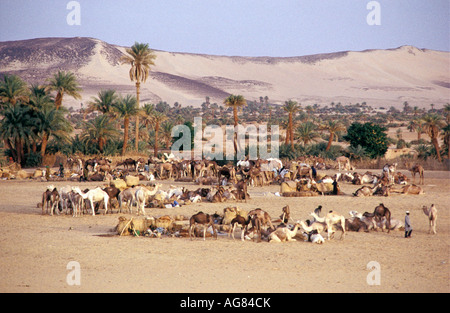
0 168 448 293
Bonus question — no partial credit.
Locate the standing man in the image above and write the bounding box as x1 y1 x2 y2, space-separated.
405 211 412 238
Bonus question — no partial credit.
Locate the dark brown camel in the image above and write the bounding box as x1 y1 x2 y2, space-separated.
189 211 217 241
363 203 392 233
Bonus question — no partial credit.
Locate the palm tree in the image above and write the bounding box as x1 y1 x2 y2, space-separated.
80 115 119 154
151 111 168 157
45 71 82 110
223 94 247 153
444 103 450 123
120 42 157 151
112 94 139 155
0 74 29 106
161 121 174 149
295 121 320 146
422 113 445 162
140 103 156 129
87 89 119 115
35 105 73 158
0 103 34 165
321 120 346 151
441 123 450 159
283 100 300 149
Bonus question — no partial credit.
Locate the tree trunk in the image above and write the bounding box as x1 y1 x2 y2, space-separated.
154 122 160 158
135 82 140 151
326 133 333 151
122 117 129 156
40 133 49 159
289 114 295 150
55 92 63 110
99 138 105 154
233 106 238 154
432 137 442 162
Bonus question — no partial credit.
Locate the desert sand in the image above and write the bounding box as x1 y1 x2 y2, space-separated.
0 168 448 293
1 37 449 109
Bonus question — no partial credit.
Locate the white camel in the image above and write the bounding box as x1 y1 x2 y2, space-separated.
299 220 328 236
336 156 352 171
311 211 346 240
422 204 438 234
268 223 301 242
72 187 109 216
135 184 161 215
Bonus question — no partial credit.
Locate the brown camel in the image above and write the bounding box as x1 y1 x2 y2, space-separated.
363 203 392 233
404 162 424 185
189 211 217 241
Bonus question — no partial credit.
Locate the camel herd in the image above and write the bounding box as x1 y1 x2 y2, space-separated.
38 155 437 242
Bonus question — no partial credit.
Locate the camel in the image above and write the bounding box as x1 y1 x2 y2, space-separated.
299 220 327 235
349 210 377 231
336 156 352 171
135 184 161 215
363 203 391 233
382 163 397 185
228 215 251 241
42 186 60 215
345 217 369 232
118 186 139 214
72 187 109 216
247 208 276 231
302 229 325 244
353 185 378 197
388 184 424 195
58 185 74 214
422 204 437 234
158 162 173 179
280 205 291 224
234 179 249 202
268 223 301 242
189 211 217 241
404 162 424 185
311 211 346 240
69 190 84 217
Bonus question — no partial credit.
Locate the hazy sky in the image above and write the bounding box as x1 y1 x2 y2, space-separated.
0 0 449 57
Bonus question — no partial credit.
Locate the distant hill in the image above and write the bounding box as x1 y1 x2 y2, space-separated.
0 37 448 109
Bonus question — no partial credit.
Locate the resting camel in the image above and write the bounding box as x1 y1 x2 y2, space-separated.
189 211 217 241
353 185 378 197
72 187 109 216
422 204 437 234
336 156 352 171
268 223 301 242
302 229 325 244
311 211 346 240
363 203 391 233
299 220 327 235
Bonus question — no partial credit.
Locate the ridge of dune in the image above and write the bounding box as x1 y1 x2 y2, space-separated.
0 37 448 109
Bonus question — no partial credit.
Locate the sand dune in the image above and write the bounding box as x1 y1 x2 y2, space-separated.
0 37 448 108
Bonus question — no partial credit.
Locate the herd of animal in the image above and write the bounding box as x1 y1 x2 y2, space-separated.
39 155 437 243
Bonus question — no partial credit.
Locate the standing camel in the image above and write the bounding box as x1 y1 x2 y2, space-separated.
311 211 346 240
404 162 424 185
422 204 437 234
189 212 217 241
